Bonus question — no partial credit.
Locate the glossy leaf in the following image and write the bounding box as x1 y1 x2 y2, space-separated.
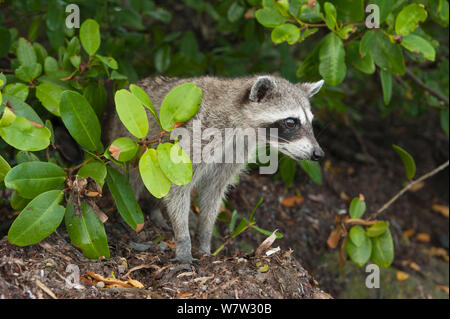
271 24 300 44
106 166 144 230
349 225 366 247
346 232 372 267
65 200 110 259
392 144 416 179
346 41 375 74
16 37 37 66
298 160 322 185
0 116 50 151
159 83 202 131
139 148 172 198
80 19 100 56
8 190 65 246
157 142 192 186
114 89 149 138
371 229 394 268
395 4 427 36
36 83 63 116
255 7 287 27
60 90 103 151
0 154 11 182
401 34 436 61
4 83 29 102
370 31 405 75
349 197 366 218
4 161 66 199
109 137 139 162
319 33 346 86
129 84 159 125
366 221 390 237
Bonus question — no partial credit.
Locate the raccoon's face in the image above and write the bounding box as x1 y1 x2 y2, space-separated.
245 76 325 161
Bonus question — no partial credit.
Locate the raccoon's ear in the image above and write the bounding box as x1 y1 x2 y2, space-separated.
249 76 276 102
301 80 324 98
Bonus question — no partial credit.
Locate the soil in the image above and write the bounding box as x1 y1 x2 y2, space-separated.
0 111 448 299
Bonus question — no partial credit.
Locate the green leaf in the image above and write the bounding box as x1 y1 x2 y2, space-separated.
4 83 29 102
95 54 118 70
380 70 392 105
77 160 107 187
10 191 31 210
4 161 65 199
60 90 103 151
80 19 101 56
157 142 192 186
16 151 40 164
319 33 346 86
370 0 395 24
229 209 238 234
346 232 372 267
139 149 172 199
232 217 250 238
8 190 65 246
298 160 322 185
324 2 337 30
0 116 50 151
154 44 171 73
392 144 416 180
349 225 366 247
65 200 110 259
36 83 63 116
346 41 375 75
83 81 107 119
401 34 436 61
299 2 322 23
114 89 149 138
366 221 390 237
250 224 284 239
349 197 366 219
16 38 37 66
360 30 375 58
279 156 296 188
0 106 16 128
1 94 43 125
369 31 405 75
0 154 11 182
106 166 144 230
109 137 139 162
334 0 364 22
395 4 427 36
371 229 394 268
428 0 449 27
255 7 287 27
159 82 202 131
129 84 159 125
271 24 300 45
15 63 42 82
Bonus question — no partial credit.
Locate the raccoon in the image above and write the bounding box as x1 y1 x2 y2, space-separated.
103 75 324 264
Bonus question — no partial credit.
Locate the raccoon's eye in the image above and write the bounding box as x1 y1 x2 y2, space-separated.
284 118 299 129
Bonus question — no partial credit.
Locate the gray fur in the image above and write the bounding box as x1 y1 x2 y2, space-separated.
103 75 324 263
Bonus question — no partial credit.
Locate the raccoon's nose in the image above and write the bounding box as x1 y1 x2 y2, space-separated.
311 148 324 161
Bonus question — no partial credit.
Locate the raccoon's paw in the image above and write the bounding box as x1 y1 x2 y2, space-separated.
170 255 194 264
149 208 171 230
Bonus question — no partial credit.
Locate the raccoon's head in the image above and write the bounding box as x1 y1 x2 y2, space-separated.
244 75 325 161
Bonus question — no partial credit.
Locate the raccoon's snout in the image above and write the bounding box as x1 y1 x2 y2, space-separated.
311 147 325 161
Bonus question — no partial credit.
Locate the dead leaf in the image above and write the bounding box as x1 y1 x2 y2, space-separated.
244 9 254 19
255 230 277 256
135 223 144 233
281 195 303 207
409 181 425 192
402 228 415 238
432 204 449 218
340 192 350 202
308 194 325 203
265 246 280 256
401 260 421 271
35 279 58 299
127 277 144 288
347 167 355 175
436 285 449 294
430 247 449 262
359 193 365 201
396 271 410 281
327 228 343 249
416 233 430 242
108 144 121 160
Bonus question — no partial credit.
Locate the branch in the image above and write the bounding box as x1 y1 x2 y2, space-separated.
404 69 449 106
370 160 449 220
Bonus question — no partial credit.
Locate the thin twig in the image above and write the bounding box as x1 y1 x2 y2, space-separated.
404 69 449 106
370 160 449 220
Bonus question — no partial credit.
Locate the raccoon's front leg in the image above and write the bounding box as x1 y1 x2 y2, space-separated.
197 164 242 254
163 186 193 264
